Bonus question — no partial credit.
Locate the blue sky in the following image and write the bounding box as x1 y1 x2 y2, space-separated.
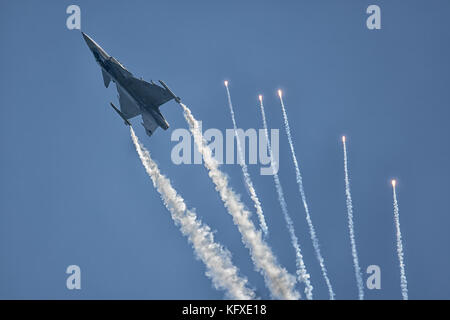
1 0 449 299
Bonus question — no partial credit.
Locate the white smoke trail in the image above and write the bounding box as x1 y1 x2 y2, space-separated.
224 82 269 237
130 126 255 300
391 180 408 300
257 96 313 300
342 136 364 300
180 103 300 300
277 92 335 300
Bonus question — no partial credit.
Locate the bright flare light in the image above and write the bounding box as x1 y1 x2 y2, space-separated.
278 89 282 98
392 179 397 188
342 136 346 143
258 94 263 102
224 80 228 87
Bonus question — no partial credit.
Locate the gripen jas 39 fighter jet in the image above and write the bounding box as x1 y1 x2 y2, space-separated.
82 32 181 136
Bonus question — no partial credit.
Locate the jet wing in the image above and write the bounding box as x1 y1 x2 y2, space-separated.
116 84 141 119
128 78 174 109
141 110 159 137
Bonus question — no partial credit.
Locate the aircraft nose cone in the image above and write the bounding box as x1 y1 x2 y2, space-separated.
81 32 110 60
81 32 96 50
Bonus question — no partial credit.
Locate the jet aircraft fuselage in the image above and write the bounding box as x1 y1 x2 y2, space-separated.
82 32 179 136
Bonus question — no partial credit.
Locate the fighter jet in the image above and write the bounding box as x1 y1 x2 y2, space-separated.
81 32 181 136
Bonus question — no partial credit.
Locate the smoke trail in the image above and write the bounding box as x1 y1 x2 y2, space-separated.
342 136 364 300
277 91 335 300
257 95 313 300
391 180 408 300
130 126 255 300
224 81 269 237
180 103 300 300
